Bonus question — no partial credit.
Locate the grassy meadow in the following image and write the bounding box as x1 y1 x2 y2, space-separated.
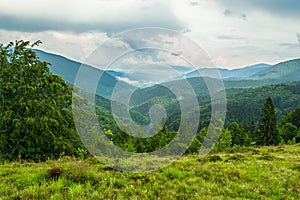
0 144 299 200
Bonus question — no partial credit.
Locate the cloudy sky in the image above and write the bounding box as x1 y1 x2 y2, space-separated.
0 0 300 69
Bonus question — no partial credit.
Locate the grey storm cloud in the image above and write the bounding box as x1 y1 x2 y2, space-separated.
0 0 184 33
0 15 183 33
217 0 300 18
223 9 247 20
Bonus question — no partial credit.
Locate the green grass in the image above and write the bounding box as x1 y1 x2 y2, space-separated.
0 144 299 199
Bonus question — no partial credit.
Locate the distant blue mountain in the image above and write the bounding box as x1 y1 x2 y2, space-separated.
225 64 271 79
34 49 134 98
250 58 300 81
180 64 271 80
170 65 194 73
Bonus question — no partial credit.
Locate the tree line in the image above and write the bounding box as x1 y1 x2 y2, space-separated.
104 96 300 154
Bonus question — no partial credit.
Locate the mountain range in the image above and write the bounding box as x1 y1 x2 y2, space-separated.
35 49 300 93
34 49 300 130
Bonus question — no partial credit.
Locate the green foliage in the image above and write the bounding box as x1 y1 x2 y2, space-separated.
185 136 201 154
224 83 300 124
257 97 280 146
0 40 82 160
133 82 300 133
112 128 177 153
76 148 89 160
295 132 300 143
278 123 298 143
228 122 246 146
280 107 300 128
213 128 232 152
278 107 300 143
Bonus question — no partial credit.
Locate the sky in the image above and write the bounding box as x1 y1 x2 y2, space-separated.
0 0 300 69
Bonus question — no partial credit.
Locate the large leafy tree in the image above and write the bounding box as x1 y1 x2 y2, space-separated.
279 108 300 143
258 97 280 146
280 108 300 128
0 40 82 160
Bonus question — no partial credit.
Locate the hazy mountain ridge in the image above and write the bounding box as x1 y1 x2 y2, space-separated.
180 63 271 80
35 49 300 102
250 58 300 80
34 49 135 98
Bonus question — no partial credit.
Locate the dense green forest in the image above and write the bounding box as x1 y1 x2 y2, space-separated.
95 83 300 154
0 41 299 163
131 81 300 128
97 96 300 154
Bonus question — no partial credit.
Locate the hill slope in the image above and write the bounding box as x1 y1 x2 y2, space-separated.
181 63 271 79
133 81 300 130
250 58 300 82
34 49 134 98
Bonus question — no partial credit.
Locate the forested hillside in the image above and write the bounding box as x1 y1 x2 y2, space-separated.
1 41 299 161
132 82 300 130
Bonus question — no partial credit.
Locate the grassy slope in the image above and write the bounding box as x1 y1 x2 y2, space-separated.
0 144 299 200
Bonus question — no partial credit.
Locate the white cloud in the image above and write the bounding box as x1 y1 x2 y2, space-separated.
1 0 300 69
0 29 108 62
116 76 139 86
171 0 300 67
0 0 183 32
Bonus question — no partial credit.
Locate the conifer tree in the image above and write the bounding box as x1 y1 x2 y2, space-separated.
258 97 280 145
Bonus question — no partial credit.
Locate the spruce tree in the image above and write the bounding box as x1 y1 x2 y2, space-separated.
258 97 280 146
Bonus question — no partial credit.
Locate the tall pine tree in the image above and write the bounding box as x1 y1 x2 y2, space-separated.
258 97 280 146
